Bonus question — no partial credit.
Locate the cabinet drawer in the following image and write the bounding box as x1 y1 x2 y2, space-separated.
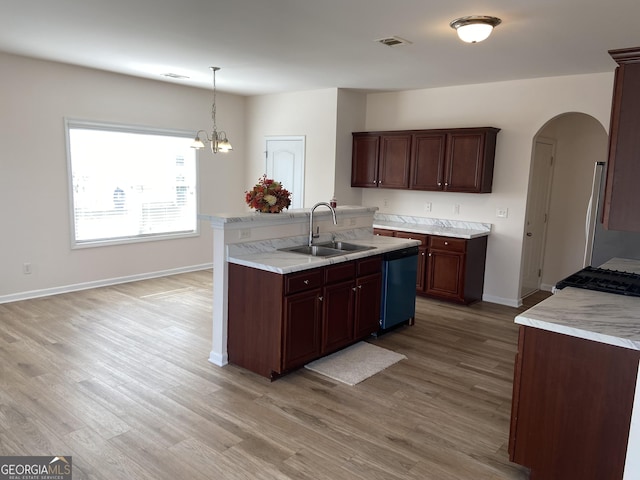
428 236 466 253
373 228 395 237
357 255 383 276
285 269 324 295
395 231 428 246
325 262 355 284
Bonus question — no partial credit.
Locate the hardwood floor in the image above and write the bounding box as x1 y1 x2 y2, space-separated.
0 271 548 479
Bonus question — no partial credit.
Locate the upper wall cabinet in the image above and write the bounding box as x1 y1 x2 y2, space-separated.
351 133 411 188
603 47 640 232
352 127 499 193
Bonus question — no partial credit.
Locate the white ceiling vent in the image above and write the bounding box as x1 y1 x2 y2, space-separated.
161 72 190 79
375 36 412 47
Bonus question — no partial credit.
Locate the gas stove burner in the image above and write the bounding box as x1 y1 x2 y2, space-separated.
555 266 640 298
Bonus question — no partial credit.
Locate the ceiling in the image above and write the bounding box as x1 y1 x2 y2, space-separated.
1 0 639 96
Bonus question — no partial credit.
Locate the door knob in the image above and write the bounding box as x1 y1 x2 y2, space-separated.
526 232 533 237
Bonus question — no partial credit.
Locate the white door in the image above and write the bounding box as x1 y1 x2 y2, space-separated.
265 136 305 209
521 138 556 297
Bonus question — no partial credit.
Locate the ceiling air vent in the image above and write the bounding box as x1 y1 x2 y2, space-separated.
161 72 190 79
376 36 412 47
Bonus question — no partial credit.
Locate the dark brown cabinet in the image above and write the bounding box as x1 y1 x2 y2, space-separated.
353 256 383 338
603 47 640 231
425 236 466 302
322 263 356 354
353 127 499 193
351 133 411 188
426 235 487 304
228 256 382 379
283 288 322 370
410 133 447 190
374 228 487 304
509 326 640 480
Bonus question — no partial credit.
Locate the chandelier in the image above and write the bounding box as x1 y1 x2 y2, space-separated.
191 67 232 154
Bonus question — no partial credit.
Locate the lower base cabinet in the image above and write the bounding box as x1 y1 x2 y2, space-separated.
509 326 640 480
374 228 487 303
228 256 382 379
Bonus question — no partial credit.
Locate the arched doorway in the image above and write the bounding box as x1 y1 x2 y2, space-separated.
520 113 608 299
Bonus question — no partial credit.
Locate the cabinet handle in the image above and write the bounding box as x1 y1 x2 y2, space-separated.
352 287 357 292
444 241 449 246
428 253 432 257
445 182 449 186
318 296 323 302
358 285 362 289
438 182 442 186
421 252 425 256
303 279 309 285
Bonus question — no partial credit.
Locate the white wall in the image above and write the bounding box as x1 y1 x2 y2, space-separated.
361 73 614 305
0 50 617 306
539 113 608 287
0 52 245 301
334 89 366 207
245 89 339 208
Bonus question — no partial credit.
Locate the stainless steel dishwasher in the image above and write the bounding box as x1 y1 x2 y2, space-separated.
379 245 419 333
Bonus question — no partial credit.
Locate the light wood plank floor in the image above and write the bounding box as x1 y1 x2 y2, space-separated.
0 271 548 479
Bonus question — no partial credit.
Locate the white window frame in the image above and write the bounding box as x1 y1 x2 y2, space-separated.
65 118 200 249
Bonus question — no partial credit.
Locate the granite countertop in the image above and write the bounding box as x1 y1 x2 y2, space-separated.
227 229 420 274
515 258 640 351
373 213 491 239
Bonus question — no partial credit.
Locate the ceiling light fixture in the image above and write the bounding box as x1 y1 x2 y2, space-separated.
450 16 501 43
191 67 232 154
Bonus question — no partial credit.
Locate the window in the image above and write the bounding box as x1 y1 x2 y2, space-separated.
66 120 198 247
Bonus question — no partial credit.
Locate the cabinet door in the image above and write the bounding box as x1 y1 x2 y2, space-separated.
378 134 411 189
353 272 382 338
351 134 380 187
410 133 446 190
322 280 355 354
283 289 322 370
426 250 465 302
603 57 640 231
445 132 485 192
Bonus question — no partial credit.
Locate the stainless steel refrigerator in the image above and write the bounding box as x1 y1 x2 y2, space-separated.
584 161 640 268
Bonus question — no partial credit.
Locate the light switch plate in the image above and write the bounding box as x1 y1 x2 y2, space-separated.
496 208 508 218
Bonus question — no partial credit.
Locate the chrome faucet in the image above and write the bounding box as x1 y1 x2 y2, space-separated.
309 202 337 246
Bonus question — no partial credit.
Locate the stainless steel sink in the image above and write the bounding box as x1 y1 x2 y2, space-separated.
278 241 375 257
316 241 375 252
278 245 346 257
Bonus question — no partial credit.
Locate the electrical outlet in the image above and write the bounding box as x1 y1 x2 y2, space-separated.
496 208 509 218
453 204 460 215
424 202 432 213
383 199 389 208
23 262 32 275
238 229 251 240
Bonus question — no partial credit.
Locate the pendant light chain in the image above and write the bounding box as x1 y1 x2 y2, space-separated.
211 66 218 133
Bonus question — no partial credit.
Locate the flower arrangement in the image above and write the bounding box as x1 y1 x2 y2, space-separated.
245 174 292 213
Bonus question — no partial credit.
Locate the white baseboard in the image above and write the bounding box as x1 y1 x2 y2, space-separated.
482 294 521 307
0 263 213 304
539 283 555 292
208 351 229 367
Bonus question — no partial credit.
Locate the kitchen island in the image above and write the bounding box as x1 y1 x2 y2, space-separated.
509 258 640 480
200 206 418 371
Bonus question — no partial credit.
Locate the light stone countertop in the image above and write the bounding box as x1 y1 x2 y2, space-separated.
227 228 420 274
515 258 640 351
373 213 491 239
